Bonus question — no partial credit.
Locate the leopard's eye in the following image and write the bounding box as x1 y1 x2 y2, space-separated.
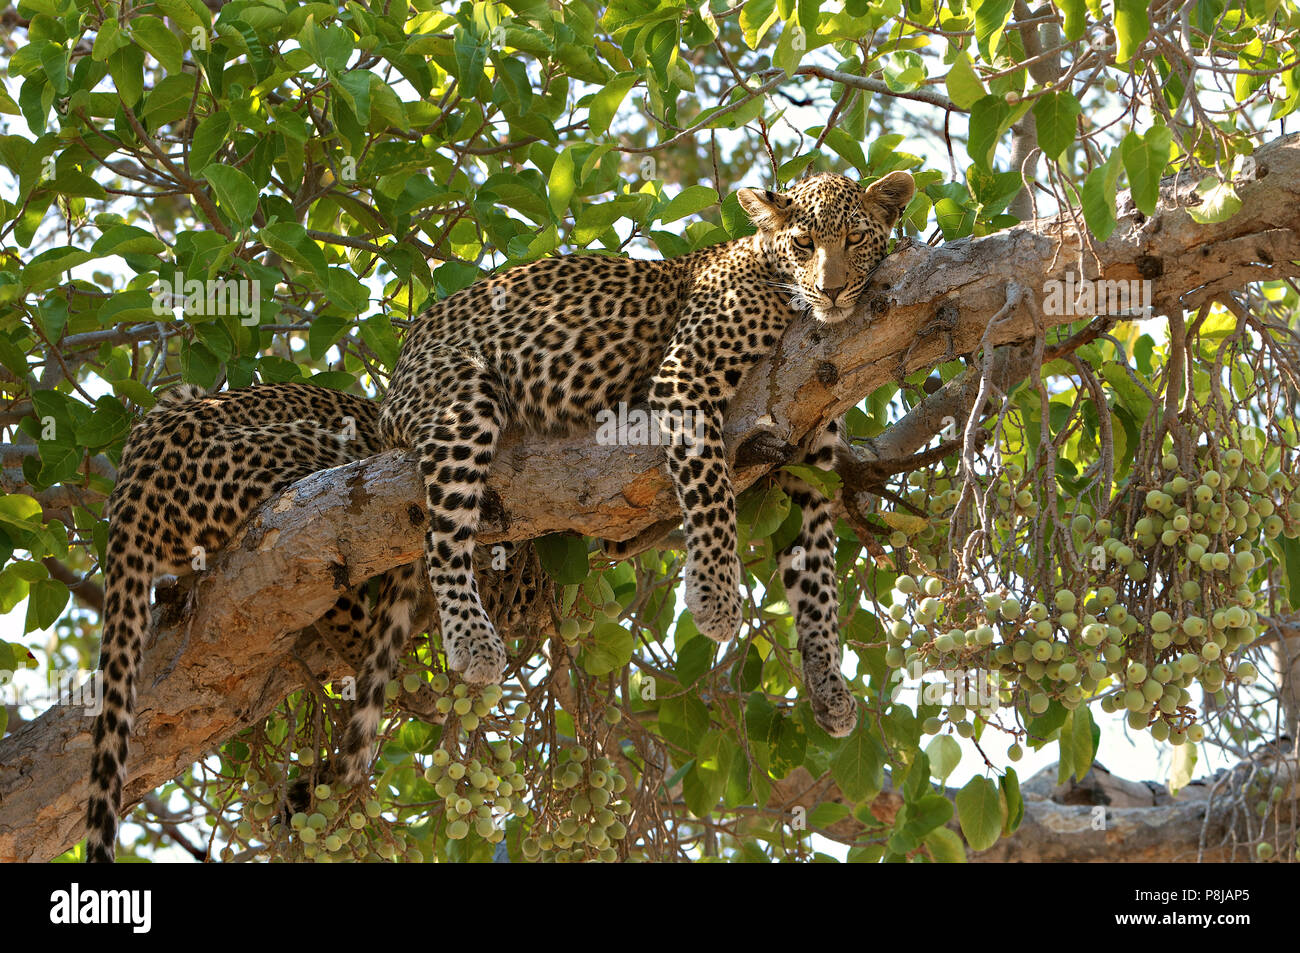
847 231 868 247
791 235 814 253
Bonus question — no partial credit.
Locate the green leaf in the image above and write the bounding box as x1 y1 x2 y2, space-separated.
636 18 671 86
50 166 107 200
496 57 533 114
1068 705 1095 781
901 793 954 841
769 711 808 777
131 16 184 75
967 94 1012 171
112 378 156 409
739 0 779 48
956 775 1002 851
883 51 925 92
203 165 258 227
588 72 639 136
744 690 776 744
0 81 19 115
260 222 329 282
973 0 1014 61
74 396 131 450
829 721 884 802
547 146 576 218
334 72 372 126
453 25 487 97
92 16 131 61
180 338 220 388
570 198 630 245
658 694 711 750
1081 148 1123 240
26 577 68 632
535 533 590 585
821 127 868 174
658 185 718 224
772 20 807 77
92 225 166 257
1099 361 1153 422
143 74 197 123
22 247 96 292
769 497 804 554
1121 124 1171 217
580 621 634 676
703 89 767 131
944 52 986 111
36 439 81 488
157 0 206 36
0 494 43 531
107 44 145 107
738 482 790 541
1113 0 1150 65
361 313 399 368
807 801 850 829
1274 535 1300 611
1000 768 1024 835
1186 177 1243 224
1052 0 1086 41
189 113 231 174
300 14 354 71
307 314 348 365
675 634 714 686
1026 698 1068 748
924 825 967 862
926 734 962 782
683 732 736 817
1033 91 1081 162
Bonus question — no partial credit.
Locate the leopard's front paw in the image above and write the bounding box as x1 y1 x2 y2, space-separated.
685 571 742 643
444 615 508 685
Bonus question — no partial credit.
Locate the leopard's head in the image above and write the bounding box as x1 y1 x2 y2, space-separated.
738 170 915 323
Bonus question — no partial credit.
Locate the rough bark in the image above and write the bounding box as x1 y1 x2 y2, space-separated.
770 755 1298 862
3 134 1300 862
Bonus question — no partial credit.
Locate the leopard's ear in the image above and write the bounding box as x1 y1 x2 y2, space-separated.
737 187 795 231
862 171 915 227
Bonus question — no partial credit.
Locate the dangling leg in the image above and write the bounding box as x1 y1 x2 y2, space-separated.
776 419 857 737
402 360 509 684
649 368 742 643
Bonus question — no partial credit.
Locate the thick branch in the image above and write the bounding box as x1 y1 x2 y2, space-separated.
770 755 1298 862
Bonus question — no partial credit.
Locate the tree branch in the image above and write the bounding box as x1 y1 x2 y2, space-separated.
769 754 1297 862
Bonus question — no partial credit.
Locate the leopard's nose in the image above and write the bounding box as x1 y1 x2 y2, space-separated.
819 284 845 302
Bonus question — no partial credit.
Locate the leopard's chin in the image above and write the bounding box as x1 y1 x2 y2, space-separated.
813 304 855 324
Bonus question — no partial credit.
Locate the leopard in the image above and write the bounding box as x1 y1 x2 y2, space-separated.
83 382 423 862
375 169 916 740
85 380 558 862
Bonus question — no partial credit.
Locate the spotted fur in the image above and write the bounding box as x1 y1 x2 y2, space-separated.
377 171 915 735
86 383 391 862
86 381 558 862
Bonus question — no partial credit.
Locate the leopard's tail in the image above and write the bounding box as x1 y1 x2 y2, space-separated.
336 561 424 785
85 539 153 863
